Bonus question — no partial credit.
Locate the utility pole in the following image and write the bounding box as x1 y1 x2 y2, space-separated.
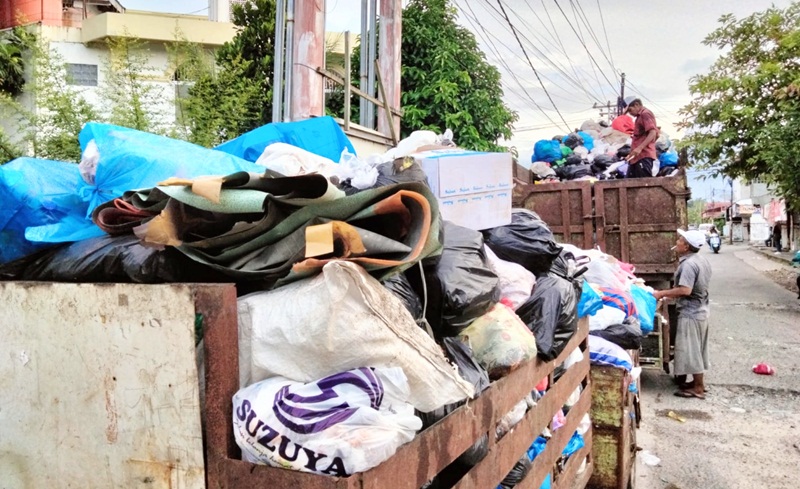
616 72 626 117
593 101 615 121
729 178 734 244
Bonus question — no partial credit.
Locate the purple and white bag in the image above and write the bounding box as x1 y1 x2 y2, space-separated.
233 367 422 476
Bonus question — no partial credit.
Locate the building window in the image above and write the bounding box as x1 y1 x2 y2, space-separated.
66 64 98 86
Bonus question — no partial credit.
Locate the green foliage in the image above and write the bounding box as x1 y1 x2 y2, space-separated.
0 27 35 96
401 0 517 151
181 56 262 147
32 40 99 161
687 198 707 225
103 34 164 133
680 4 800 209
1 37 99 163
215 0 276 128
165 32 216 141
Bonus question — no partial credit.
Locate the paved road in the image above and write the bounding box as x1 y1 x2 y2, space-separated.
635 244 800 489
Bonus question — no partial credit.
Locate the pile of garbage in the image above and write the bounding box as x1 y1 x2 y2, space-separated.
527 119 680 183
0 117 653 484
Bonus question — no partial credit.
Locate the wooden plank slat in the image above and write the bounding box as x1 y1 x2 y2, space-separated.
452 349 590 489
362 318 589 489
521 377 592 489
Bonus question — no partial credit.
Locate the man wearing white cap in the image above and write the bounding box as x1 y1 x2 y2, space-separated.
653 229 712 399
623 97 659 178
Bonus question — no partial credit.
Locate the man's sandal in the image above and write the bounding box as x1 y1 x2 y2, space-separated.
674 390 706 400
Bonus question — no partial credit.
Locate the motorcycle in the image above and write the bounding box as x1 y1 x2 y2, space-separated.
708 234 721 254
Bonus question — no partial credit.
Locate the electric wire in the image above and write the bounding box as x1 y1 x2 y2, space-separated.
476 0 606 103
552 0 618 92
461 1 596 105
530 0 609 104
495 0 571 131
459 2 569 129
572 0 618 77
595 0 617 75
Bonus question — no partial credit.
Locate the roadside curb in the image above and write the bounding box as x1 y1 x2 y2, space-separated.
748 246 797 267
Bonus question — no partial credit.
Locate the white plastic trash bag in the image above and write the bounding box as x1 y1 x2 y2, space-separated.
484 246 536 310
589 305 627 331
238 261 475 412
255 142 340 177
233 367 422 476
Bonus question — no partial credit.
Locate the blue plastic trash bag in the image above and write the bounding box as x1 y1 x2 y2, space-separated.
578 281 603 318
533 139 562 163
562 431 585 457
630 284 657 334
0 157 102 264
215 116 356 163
77 123 261 218
659 151 679 167
577 131 594 151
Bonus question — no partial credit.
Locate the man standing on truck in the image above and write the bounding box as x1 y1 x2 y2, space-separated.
623 97 659 178
653 229 712 399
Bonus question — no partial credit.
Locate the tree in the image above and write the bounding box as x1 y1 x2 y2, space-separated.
401 0 517 151
215 0 277 129
687 198 707 226
181 56 262 147
0 35 99 163
103 35 165 133
0 27 35 96
680 4 800 209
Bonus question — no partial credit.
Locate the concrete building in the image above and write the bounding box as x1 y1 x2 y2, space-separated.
733 178 796 250
1 0 236 132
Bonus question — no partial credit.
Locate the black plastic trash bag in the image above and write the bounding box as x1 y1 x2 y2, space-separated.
11 234 224 283
482 210 562 276
498 456 532 489
592 154 616 169
590 317 642 350
556 163 592 181
564 153 584 166
418 337 491 429
616 144 632 159
375 159 430 188
425 221 499 336
562 132 584 150
516 274 579 361
382 272 424 321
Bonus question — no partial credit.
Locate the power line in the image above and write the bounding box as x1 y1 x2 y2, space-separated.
552 0 618 93
463 1 600 106
512 0 607 103
476 0 606 104
571 0 618 77
459 2 569 129
595 0 616 76
530 0 608 104
495 0 571 132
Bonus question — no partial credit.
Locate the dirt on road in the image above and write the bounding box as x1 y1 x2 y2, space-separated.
634 245 800 489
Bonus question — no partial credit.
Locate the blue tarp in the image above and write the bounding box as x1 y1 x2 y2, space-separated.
77 123 263 218
215 116 356 163
0 157 101 264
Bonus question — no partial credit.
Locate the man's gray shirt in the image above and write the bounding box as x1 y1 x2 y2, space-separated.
674 252 712 320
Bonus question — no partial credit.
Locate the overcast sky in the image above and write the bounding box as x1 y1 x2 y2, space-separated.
124 0 792 200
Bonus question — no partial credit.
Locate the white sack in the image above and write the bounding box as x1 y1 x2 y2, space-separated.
233 367 421 476
238 261 475 412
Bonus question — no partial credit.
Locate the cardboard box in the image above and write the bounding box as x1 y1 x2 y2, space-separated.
415 149 512 230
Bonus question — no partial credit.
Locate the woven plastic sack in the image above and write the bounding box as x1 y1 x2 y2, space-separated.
237 260 475 412
233 367 421 476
